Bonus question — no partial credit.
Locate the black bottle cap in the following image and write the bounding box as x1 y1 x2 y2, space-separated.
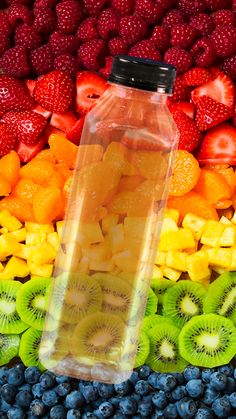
108 55 177 94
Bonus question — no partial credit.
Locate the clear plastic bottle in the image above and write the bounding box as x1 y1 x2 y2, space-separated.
40 56 179 383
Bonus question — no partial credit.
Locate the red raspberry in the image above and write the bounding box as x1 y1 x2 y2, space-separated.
0 35 10 58
233 0 236 10
150 26 171 52
97 8 120 40
30 44 54 75
212 10 236 27
178 0 207 14
223 55 236 81
78 39 106 71
134 0 164 25
162 9 185 28
171 24 198 49
120 15 147 46
191 37 216 67
7 4 32 28
111 0 134 16
14 24 42 50
49 31 79 56
129 40 162 61
0 45 30 77
189 13 215 36
211 27 236 58
77 17 98 42
82 0 107 16
34 0 58 7
156 0 177 11
205 0 231 10
171 76 191 102
108 37 128 55
33 7 56 34
164 47 193 74
0 11 12 36
54 53 79 77
6 0 31 4
56 0 83 35
100 56 113 79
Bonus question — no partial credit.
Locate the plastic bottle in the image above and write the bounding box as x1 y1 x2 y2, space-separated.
40 56 179 383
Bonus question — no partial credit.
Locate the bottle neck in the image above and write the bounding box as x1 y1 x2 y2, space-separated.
107 82 169 104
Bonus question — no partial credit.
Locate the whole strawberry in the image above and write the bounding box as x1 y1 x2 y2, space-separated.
33 70 74 113
0 122 17 157
2 111 47 144
195 95 232 130
0 75 35 113
172 109 202 152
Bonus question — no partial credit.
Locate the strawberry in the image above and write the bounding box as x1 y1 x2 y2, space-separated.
66 116 85 145
169 102 195 119
172 109 202 152
16 137 46 162
76 71 108 114
171 76 191 102
182 67 212 86
0 122 17 157
191 73 235 109
195 96 232 131
33 70 74 113
197 123 236 165
25 79 52 119
50 111 77 132
2 110 47 144
121 129 170 151
0 75 35 113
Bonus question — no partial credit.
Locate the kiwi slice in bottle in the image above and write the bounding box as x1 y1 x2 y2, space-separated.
16 277 52 331
179 313 236 368
19 327 45 371
151 278 174 304
145 289 158 316
134 331 150 368
203 272 236 324
0 280 28 334
0 333 20 366
147 319 188 373
163 280 207 328
39 324 72 370
49 273 102 325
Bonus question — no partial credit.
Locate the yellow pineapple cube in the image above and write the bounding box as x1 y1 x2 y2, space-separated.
4 256 30 278
29 243 56 265
166 250 187 271
26 232 47 246
152 266 163 281
89 259 114 272
102 214 119 233
229 249 236 270
218 226 236 247
56 221 64 239
0 262 3 272
164 209 179 223
212 267 225 274
124 217 148 239
201 244 211 251
0 210 22 231
220 216 232 225
162 266 181 282
186 251 211 284
112 250 139 272
185 240 198 255
77 255 89 273
159 229 195 252
200 220 224 247
155 251 167 265
182 213 206 241
8 228 26 243
0 228 8 234
28 261 53 277
77 222 104 246
0 235 21 259
231 211 236 224
83 242 112 262
109 224 125 254
47 232 60 252
55 242 81 273
15 244 30 260
160 218 178 238
25 222 54 233
206 248 232 268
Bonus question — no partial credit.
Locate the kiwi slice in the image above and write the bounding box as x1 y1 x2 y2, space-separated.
151 278 174 304
134 331 150 368
145 289 158 316
48 273 102 324
142 314 170 336
71 312 126 364
118 272 135 286
147 319 188 373
162 280 207 328
16 277 52 331
0 280 28 334
19 327 45 371
179 313 236 368
203 272 236 324
0 333 20 366
39 324 71 370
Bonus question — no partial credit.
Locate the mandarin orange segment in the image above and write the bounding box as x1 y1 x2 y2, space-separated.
0 197 35 222
76 144 104 170
33 186 62 224
48 133 78 169
34 148 56 163
204 164 235 195
103 142 137 176
194 169 231 205
118 175 145 193
231 194 236 211
20 160 55 186
132 150 169 180
135 179 163 200
55 163 73 181
63 176 73 199
169 150 201 196
0 151 20 188
108 191 153 217
0 176 11 197
168 191 219 222
13 179 43 204
48 170 65 189
214 199 232 209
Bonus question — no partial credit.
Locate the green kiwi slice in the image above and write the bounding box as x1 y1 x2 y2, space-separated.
145 289 158 316
151 278 174 304
39 324 72 370
134 331 150 368
162 280 207 328
147 319 188 373
0 333 20 366
19 327 45 371
142 314 170 336
0 280 28 334
48 273 102 324
203 272 236 324
179 313 236 368
16 277 52 331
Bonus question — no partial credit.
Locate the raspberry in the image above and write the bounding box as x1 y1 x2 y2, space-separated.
34 0 58 7
205 0 231 10
171 76 191 102
54 53 78 77
82 0 107 16
211 27 236 58
111 0 134 16
78 39 106 71
33 7 56 35
14 24 42 50
100 56 113 79
129 40 162 61
108 37 128 56
7 4 32 28
233 0 236 10
212 10 236 27
164 47 193 74
189 13 215 36
76 17 98 42
49 31 79 56
191 37 216 67
120 15 147 46
0 45 30 78
56 0 83 35
6 0 31 4
171 23 198 49
162 9 185 28
156 0 177 10
134 0 164 25
0 11 12 36
178 0 207 14
30 44 54 75
150 25 171 52
223 55 236 81
97 8 120 40
0 35 10 58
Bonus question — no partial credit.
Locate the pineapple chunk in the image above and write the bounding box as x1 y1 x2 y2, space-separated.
162 266 181 282
112 250 139 272
166 250 187 271
15 244 30 260
47 232 60 252
206 248 232 268
26 232 47 246
56 221 64 239
0 210 22 231
201 244 211 251
83 243 112 262
109 224 125 254
231 211 236 224
89 259 114 272
77 222 104 246
77 255 89 273
164 209 179 223
4 256 30 278
25 222 54 233
200 220 224 247
0 262 4 272
212 267 225 275
185 240 198 255
0 228 8 234
160 218 178 238
152 265 163 281
29 243 56 265
124 217 148 239
0 235 21 259
28 261 53 277
155 251 167 265
218 226 235 247
186 251 210 284
102 214 119 233
8 228 26 243
220 216 232 225
182 213 206 241
55 242 81 272
229 249 236 270
159 229 195 252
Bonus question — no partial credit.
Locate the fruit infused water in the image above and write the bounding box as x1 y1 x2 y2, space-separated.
40 56 178 383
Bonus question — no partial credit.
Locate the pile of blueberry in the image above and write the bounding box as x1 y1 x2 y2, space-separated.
0 363 236 418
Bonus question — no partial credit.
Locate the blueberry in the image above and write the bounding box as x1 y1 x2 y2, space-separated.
157 374 177 392
202 368 215 383
172 385 187 401
212 396 232 417
112 413 126 419
7 367 24 386
32 383 44 398
218 364 234 377
0 399 11 412
131 393 141 403
129 371 139 385
82 385 98 403
50 404 66 418
225 377 236 394
67 409 81 419
137 400 153 416
40 372 55 389
56 375 71 384
138 365 151 380
0 367 8 384
56 382 71 397
134 380 149 396
30 399 46 416
19 383 32 392
176 397 197 418
98 401 114 417
0 383 17 403
163 403 178 418
183 366 201 381
152 411 165 419
7 406 25 419
172 372 185 385
148 372 159 389
152 391 167 409
15 390 33 407
27 414 38 419
234 369 236 380
15 363 25 374
64 391 84 409
195 407 214 419
96 383 114 398
81 414 97 419
114 381 132 396
202 387 220 406
119 397 137 415
186 379 204 398
24 367 41 384
210 372 227 391
93 409 105 419
42 389 59 407
229 392 236 408
109 397 121 407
